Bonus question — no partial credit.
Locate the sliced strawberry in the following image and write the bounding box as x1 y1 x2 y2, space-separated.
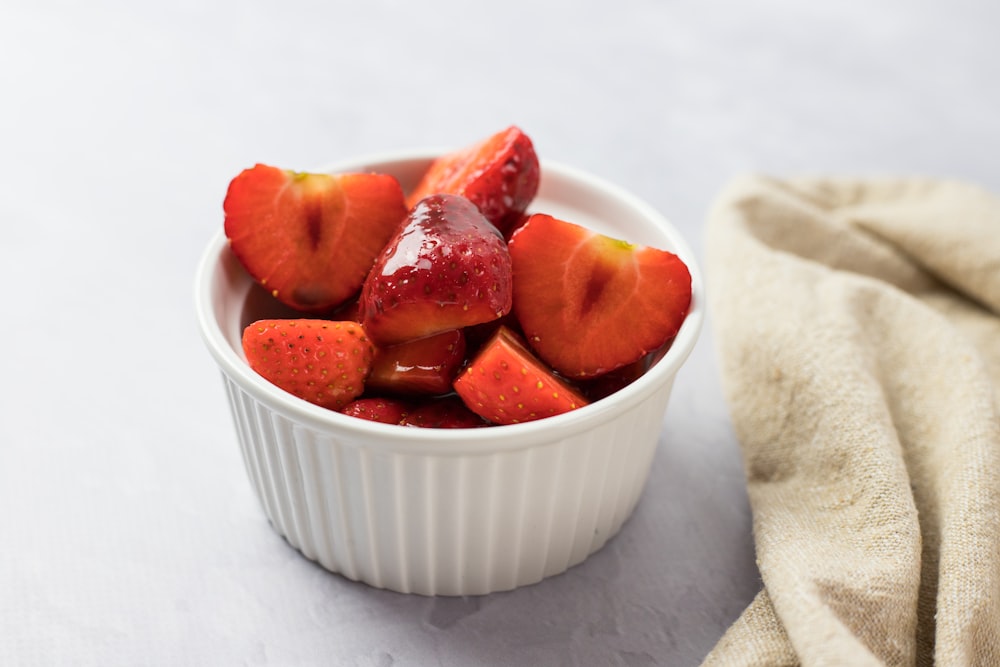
508 214 692 379
453 326 589 425
341 397 412 424
242 319 375 410
400 395 489 428
366 329 466 396
224 165 407 312
360 193 512 346
406 126 540 237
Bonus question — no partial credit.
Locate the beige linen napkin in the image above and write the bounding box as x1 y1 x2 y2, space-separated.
701 176 1000 667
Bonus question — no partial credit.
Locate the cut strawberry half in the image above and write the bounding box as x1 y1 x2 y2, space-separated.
406 126 540 237
224 164 407 312
360 193 512 346
508 213 692 379
453 326 589 425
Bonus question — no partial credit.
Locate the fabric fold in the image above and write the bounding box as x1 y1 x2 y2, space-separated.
701 176 1000 667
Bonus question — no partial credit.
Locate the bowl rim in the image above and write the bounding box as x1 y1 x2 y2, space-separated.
194 153 704 455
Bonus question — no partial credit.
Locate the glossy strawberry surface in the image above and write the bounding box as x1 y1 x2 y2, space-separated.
367 329 467 396
360 193 512 346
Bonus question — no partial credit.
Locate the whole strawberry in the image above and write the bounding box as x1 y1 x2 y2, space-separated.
360 193 513 346
242 319 375 410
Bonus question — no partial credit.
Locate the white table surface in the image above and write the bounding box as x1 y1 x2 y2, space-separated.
3 1 998 664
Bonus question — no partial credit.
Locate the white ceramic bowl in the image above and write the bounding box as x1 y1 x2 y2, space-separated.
194 152 704 596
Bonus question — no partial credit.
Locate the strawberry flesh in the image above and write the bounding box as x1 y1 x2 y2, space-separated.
406 126 540 237
453 326 589 425
508 214 692 379
224 165 407 312
360 193 512 346
241 319 375 410
367 329 467 396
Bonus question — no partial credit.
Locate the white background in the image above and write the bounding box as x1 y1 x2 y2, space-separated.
2 1 998 664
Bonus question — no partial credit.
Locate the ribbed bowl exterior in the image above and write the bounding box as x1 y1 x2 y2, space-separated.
221 371 675 596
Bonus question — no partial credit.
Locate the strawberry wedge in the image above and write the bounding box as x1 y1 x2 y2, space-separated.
454 326 589 425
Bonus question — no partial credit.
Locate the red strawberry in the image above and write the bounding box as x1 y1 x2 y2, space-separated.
453 326 589 425
242 319 375 410
406 126 540 237
360 193 512 345
367 329 467 396
508 214 692 379
400 396 489 428
341 397 412 424
224 165 407 312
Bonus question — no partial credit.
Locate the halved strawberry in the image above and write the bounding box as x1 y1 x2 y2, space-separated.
341 397 412 424
508 214 692 379
367 329 467 396
453 326 589 425
242 319 375 410
406 126 540 237
400 396 489 428
224 164 407 312
360 193 512 346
